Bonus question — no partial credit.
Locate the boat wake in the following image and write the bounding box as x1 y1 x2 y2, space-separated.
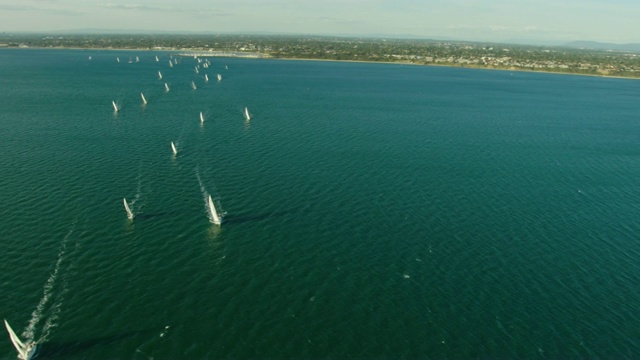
134 325 171 360
22 220 77 346
176 113 193 148
195 167 224 223
129 167 144 210
195 168 213 222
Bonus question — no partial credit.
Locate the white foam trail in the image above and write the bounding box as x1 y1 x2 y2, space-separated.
159 325 170 338
22 221 76 344
195 167 225 221
130 165 143 209
176 114 191 146
195 168 212 223
40 287 65 343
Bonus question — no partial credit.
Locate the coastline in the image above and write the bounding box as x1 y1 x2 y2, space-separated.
3 46 638 81
266 56 640 81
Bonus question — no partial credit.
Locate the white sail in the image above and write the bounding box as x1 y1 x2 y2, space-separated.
200 112 204 124
123 198 134 219
155 55 159 62
244 107 251 121
165 83 170 92
135 56 139 62
171 141 177 155
112 101 118 112
116 57 120 63
194 66 199 74
208 195 221 225
141 92 147 105
158 71 163 80
204 74 209 82
169 60 173 68
191 81 197 90
4 320 35 360
217 73 222 81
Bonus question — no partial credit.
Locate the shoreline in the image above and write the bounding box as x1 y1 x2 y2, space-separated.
271 56 640 81
3 46 639 81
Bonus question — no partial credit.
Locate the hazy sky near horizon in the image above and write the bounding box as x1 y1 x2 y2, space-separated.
1 0 639 43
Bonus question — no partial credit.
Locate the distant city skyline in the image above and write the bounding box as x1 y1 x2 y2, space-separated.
1 0 639 44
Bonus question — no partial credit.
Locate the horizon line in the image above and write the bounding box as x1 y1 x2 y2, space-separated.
2 30 640 48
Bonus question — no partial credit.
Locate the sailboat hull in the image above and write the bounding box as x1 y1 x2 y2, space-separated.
22 345 38 360
4 320 37 360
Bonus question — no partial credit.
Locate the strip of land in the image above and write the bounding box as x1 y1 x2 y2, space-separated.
2 34 639 79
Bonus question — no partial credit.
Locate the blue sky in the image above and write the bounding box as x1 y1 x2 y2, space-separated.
1 0 639 44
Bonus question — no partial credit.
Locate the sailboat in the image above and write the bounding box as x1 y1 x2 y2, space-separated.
207 195 222 225
217 73 222 81
169 60 173 68
123 198 134 219
194 66 199 74
141 92 148 105
116 57 120 63
164 83 170 91
158 71 163 80
155 55 159 62
204 74 209 82
4 320 37 360
191 81 197 90
199 112 205 124
244 107 251 121
112 101 119 112
171 141 177 155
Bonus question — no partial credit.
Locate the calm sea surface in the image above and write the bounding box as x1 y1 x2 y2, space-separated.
1 48 640 359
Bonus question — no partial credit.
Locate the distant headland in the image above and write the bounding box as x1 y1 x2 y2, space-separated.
1 33 639 78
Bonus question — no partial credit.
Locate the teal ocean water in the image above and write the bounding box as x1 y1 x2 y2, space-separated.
1 48 640 359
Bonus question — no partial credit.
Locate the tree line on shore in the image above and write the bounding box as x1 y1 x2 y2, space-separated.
2 33 639 78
